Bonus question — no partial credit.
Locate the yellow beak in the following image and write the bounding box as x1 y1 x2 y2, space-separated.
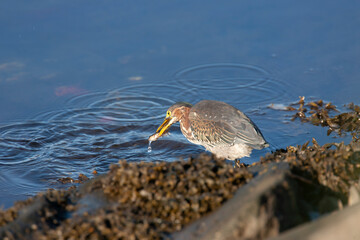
156 117 173 137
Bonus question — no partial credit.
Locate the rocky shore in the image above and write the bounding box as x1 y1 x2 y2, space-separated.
1 98 359 240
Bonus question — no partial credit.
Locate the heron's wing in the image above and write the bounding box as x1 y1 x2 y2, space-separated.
189 109 267 149
190 101 268 149
231 116 268 149
189 114 237 147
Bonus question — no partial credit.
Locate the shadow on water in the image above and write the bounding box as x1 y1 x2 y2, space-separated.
0 63 317 207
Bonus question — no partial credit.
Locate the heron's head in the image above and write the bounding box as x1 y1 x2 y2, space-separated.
156 102 192 137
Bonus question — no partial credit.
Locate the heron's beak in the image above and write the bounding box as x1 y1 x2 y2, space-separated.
156 117 175 137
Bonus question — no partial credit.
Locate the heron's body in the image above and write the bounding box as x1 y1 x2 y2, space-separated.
150 100 268 160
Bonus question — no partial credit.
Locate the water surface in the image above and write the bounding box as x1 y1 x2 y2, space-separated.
0 0 359 208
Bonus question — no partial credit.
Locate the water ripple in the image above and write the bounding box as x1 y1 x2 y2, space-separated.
174 63 290 106
0 63 300 208
0 90 195 208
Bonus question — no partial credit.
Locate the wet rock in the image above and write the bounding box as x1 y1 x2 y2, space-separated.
269 202 360 240
348 185 360 206
58 173 89 184
77 173 89 183
174 159 348 240
0 155 253 239
284 96 360 141
260 140 360 199
174 162 295 240
57 177 74 184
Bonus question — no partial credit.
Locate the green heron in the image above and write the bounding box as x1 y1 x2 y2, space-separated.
149 100 269 161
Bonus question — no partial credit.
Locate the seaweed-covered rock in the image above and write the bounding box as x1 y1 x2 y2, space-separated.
286 96 360 140
260 139 360 199
0 155 252 240
1 98 360 240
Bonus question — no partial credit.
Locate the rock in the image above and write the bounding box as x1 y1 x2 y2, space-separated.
348 185 360 206
269 202 360 240
174 162 303 240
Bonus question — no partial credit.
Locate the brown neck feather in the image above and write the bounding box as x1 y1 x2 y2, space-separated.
179 107 192 137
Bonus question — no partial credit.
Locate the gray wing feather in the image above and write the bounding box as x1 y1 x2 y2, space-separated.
189 115 236 147
190 100 268 149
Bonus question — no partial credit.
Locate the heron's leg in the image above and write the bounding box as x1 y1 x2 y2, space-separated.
235 159 241 168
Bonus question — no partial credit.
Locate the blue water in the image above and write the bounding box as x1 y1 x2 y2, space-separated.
0 0 359 208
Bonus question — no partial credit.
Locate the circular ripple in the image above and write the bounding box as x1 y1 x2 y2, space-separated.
114 84 185 95
175 63 270 89
174 63 290 105
0 88 194 208
192 79 288 105
36 91 175 123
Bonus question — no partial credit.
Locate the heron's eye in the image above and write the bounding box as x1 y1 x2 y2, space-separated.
166 111 171 117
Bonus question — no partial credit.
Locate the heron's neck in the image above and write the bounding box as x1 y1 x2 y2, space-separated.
179 107 192 138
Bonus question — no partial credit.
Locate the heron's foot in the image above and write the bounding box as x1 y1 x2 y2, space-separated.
234 159 247 168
